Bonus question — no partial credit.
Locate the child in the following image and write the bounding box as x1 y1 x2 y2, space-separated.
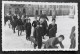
39 16 48 39
42 18 48 39
43 35 64 49
25 18 31 40
70 26 76 48
17 15 23 36
48 19 57 38
33 18 44 49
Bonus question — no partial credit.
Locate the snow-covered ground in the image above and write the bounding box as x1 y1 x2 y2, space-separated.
2 16 77 51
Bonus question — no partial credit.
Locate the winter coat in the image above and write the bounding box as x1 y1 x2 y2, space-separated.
33 24 44 45
11 15 18 28
36 21 48 36
13 15 17 20
42 20 48 35
37 22 46 36
32 20 39 28
16 19 23 30
44 37 64 48
25 22 31 31
34 26 43 39
25 22 31 36
17 19 23 26
49 24 57 38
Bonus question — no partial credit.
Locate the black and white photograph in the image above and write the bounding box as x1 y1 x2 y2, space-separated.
2 1 78 51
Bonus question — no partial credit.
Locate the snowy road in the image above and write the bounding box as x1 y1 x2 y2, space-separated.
2 16 77 51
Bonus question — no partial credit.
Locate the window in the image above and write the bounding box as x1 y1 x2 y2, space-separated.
50 10 52 16
23 8 26 14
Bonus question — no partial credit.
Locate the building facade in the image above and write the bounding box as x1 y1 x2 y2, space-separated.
4 4 75 16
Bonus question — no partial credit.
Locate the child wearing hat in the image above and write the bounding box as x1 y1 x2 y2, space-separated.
33 18 44 49
39 16 48 39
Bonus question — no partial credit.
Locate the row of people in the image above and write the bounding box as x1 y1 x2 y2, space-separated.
30 15 75 49
12 14 58 49
4 14 62 49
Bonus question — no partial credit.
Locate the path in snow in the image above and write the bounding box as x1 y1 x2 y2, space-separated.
2 16 76 50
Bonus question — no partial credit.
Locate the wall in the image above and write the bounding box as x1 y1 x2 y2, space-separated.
4 4 75 16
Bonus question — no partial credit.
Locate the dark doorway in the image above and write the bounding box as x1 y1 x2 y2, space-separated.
50 10 52 16
35 10 38 15
23 8 26 14
40 10 42 15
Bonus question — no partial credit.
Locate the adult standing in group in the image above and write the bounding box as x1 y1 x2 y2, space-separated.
33 18 44 49
39 10 48 39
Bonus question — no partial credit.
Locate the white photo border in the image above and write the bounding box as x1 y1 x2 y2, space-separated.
2 1 78 51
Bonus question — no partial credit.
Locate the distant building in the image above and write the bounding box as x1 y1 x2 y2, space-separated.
4 4 75 16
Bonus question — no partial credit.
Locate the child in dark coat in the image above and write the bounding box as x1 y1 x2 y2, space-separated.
48 19 57 38
39 15 48 39
43 35 64 49
17 16 23 36
42 19 48 39
33 18 44 49
25 18 31 40
12 15 18 33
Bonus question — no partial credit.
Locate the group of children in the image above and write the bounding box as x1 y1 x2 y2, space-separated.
25 14 76 49
7 13 75 49
22 14 65 49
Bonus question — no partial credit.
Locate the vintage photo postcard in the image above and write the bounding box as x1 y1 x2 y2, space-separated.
2 1 78 51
